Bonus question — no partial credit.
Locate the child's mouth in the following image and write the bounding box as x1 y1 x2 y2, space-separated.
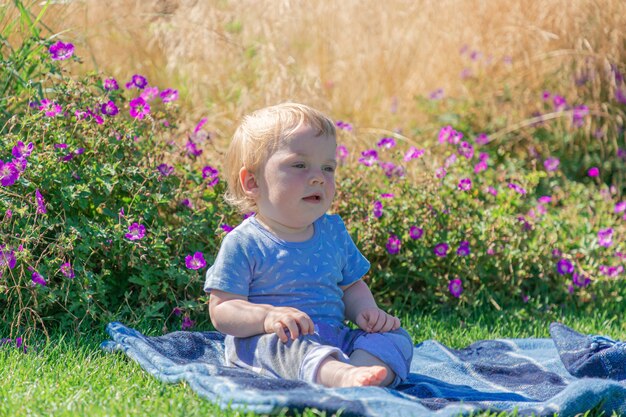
303 195 321 202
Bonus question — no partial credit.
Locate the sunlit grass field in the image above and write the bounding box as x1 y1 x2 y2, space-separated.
2 307 624 417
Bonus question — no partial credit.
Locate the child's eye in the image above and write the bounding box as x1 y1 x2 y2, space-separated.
292 163 305 168
324 166 336 173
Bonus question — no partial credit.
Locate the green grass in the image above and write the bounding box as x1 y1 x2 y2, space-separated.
1 306 625 417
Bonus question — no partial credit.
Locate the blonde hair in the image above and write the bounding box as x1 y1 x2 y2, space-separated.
224 102 336 213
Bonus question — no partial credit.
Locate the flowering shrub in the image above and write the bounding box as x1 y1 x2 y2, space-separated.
0 37 238 336
333 121 625 312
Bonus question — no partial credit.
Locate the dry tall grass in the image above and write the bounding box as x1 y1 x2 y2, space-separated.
21 0 626 150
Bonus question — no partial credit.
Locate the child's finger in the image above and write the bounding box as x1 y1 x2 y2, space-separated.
273 322 288 343
284 318 300 340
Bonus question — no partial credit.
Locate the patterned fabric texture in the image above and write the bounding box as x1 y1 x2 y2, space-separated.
101 321 626 417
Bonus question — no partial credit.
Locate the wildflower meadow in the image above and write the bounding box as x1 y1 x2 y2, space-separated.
1 0 626 351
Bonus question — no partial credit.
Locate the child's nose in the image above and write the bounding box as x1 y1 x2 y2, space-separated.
309 169 325 184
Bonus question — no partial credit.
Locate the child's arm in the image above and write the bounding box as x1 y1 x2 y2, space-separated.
342 279 401 333
209 289 315 343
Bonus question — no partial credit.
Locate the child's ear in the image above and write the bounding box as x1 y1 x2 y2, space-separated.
239 167 259 198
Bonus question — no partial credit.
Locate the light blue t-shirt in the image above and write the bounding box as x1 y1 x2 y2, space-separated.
204 213 370 326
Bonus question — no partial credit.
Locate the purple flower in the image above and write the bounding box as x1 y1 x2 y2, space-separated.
544 157 560 171
358 149 378 167
458 141 474 159
475 133 490 145
336 145 349 161
435 167 447 179
486 186 498 196
572 273 591 288
220 224 234 233
202 165 220 187
615 201 626 214
39 99 62 117
31 271 47 286
444 153 457 168
572 105 589 128
103 78 119 91
157 164 174 176
448 278 463 298
180 199 193 208
49 41 74 60
172 307 183 316
587 167 599 177
458 178 472 191
380 193 394 199
373 200 383 218
556 258 574 275
403 146 424 162
160 88 179 103
598 228 613 247
538 195 552 204
185 252 206 270
409 226 424 240
60 262 75 279
181 316 195 330
0 161 20 186
125 223 146 240
335 121 353 131
429 88 444 100
508 182 527 195
0 247 16 269
456 241 470 256
542 91 551 101
101 100 119 116
377 137 396 149
35 189 47 214
434 243 449 257
129 97 150 119
140 86 160 102
185 140 203 157
553 95 567 111
12 141 34 159
438 126 463 145
474 160 488 173
194 118 208 134
125 74 148 89
386 235 401 255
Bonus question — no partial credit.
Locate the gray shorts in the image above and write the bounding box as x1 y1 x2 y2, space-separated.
225 322 413 387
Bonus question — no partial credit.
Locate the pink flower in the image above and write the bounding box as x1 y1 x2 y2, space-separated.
39 99 62 117
129 97 150 119
125 223 146 240
185 252 206 270
373 200 383 218
49 41 74 60
409 226 424 240
404 146 425 162
181 316 195 330
160 88 179 103
458 178 472 191
336 145 349 161
434 243 449 257
587 167 599 177
448 278 463 297
598 228 613 247
386 235 401 255
31 271 47 286
0 161 20 186
60 262 75 278
35 189 47 214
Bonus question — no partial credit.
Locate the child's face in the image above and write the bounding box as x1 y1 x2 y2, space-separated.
251 124 337 233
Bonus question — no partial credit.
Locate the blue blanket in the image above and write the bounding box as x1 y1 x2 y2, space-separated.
101 322 626 417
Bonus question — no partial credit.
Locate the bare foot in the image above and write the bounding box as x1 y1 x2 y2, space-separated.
317 358 389 387
343 365 388 387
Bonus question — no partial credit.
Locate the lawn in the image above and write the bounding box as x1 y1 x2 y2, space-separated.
2 306 624 417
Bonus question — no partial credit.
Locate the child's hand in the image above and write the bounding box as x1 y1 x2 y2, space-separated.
263 307 315 343
355 307 401 333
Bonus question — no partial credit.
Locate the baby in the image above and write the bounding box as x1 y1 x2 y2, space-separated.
204 103 413 388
